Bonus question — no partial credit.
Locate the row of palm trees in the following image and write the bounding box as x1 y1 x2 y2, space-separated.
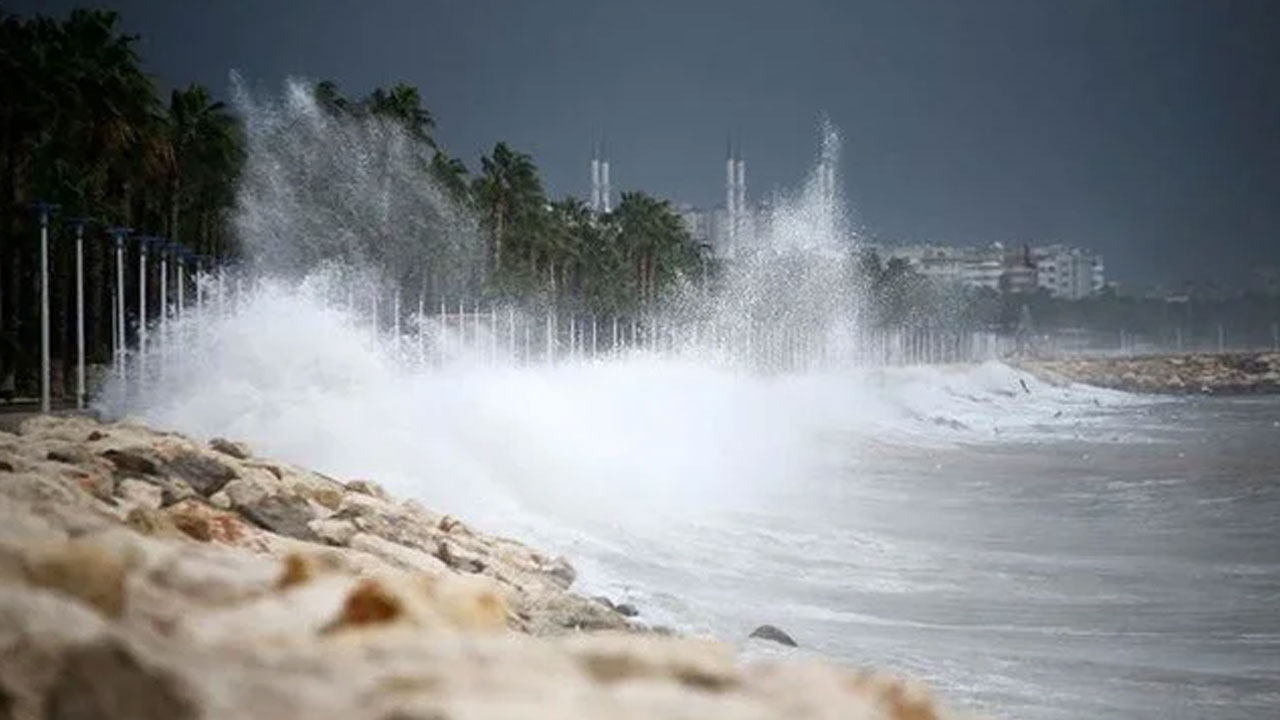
1 9 241 400
0 7 712 399
312 81 713 314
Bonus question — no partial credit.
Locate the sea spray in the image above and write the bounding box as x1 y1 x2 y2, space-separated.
98 78 1143 622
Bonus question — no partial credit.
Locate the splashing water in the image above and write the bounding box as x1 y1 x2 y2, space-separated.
102 78 1137 531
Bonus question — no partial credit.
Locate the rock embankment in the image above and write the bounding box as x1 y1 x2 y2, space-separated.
0 415 971 720
1024 352 1280 395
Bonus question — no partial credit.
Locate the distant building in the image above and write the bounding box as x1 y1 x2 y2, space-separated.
1033 245 1104 299
1000 245 1039 295
885 242 1007 291
879 241 1104 299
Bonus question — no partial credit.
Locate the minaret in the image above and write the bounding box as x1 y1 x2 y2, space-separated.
725 139 736 252
600 143 611 213
590 141 601 212
735 153 746 246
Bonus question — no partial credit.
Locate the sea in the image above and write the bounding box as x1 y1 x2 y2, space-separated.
105 287 1280 719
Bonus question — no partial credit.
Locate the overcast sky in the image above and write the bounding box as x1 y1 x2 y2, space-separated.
12 0 1280 288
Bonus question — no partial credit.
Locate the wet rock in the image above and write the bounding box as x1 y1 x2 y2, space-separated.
235 494 321 542
47 640 198 720
0 459 13 472
749 624 798 647
592 596 615 610
47 446 92 465
165 450 237 496
615 602 639 618
101 447 162 476
209 437 251 460
544 556 577 589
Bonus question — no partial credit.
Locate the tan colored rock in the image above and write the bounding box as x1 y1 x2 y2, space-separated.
349 532 449 575
209 437 252 460
20 537 134 617
309 517 359 546
0 414 979 720
116 478 164 512
346 478 392 501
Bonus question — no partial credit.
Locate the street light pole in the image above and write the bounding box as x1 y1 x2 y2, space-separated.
137 235 153 381
66 218 92 409
32 203 58 413
107 228 131 381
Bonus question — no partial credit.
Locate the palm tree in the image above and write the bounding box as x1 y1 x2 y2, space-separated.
474 142 544 282
365 84 435 148
163 84 240 252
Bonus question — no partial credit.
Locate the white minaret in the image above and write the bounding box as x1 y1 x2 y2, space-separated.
600 154 611 213
725 142 736 251
590 152 601 212
735 155 746 245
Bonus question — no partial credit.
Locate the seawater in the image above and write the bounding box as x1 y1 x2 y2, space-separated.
103 288 1280 718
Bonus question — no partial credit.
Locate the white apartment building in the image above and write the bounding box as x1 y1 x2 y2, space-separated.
886 242 1007 290
1033 245 1104 300
879 241 1104 299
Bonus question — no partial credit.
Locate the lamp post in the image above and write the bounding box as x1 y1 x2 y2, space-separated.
65 217 92 409
135 235 157 382
32 203 59 412
107 228 132 380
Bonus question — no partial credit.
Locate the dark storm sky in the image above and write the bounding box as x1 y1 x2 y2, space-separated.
12 0 1280 288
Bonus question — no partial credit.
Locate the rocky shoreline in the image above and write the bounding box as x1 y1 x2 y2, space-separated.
0 414 970 719
1021 351 1280 395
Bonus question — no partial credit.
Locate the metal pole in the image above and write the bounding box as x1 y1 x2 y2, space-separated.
109 228 129 381
35 204 56 413
158 241 169 381
73 222 86 408
138 237 148 382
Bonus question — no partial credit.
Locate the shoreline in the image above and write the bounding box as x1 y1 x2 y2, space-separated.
1018 351 1280 395
0 413 970 719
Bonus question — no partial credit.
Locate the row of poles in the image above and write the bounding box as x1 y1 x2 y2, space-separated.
29 203 216 412
24 204 1086 411
27 198 1031 412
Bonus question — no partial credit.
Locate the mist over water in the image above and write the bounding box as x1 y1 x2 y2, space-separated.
100 80 1280 719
